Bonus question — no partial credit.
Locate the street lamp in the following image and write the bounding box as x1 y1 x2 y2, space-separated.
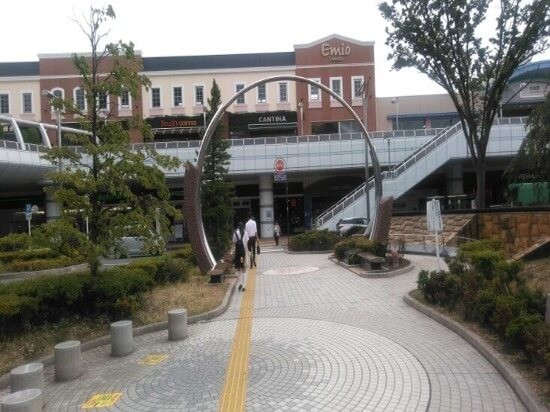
384 136 391 171
297 100 304 135
360 81 370 224
390 96 400 131
202 105 208 135
41 89 62 149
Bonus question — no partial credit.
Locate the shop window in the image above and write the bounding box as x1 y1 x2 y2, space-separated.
151 88 161 108
173 86 183 107
278 82 288 102
352 76 364 99
74 88 86 111
330 77 342 98
22 92 32 113
194 85 204 106
312 122 338 135
257 83 267 103
0 94 9 114
236 84 245 104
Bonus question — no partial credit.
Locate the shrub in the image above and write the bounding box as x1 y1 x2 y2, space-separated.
522 322 550 363
0 233 31 252
6 256 83 272
505 313 544 348
289 230 340 252
468 288 499 324
334 238 385 261
172 244 196 264
0 294 39 335
34 220 89 257
417 270 460 307
491 295 524 335
155 258 191 284
545 353 550 378
127 257 161 278
0 248 61 263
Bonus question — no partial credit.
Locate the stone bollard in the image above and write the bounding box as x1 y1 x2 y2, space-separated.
111 320 134 357
168 309 188 341
55 340 82 382
1 388 43 412
10 363 44 393
546 293 550 325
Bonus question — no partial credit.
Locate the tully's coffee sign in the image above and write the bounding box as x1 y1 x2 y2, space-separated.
321 42 351 62
147 115 203 129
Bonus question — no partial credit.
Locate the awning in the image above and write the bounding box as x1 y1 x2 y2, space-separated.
152 126 204 135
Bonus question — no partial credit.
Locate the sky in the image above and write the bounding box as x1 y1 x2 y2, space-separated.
1 0 548 97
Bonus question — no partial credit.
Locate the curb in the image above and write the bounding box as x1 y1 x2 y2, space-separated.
328 256 414 278
285 250 332 254
0 279 236 390
403 293 547 412
0 263 89 283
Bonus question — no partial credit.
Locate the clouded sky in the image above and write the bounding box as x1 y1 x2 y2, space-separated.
2 0 548 97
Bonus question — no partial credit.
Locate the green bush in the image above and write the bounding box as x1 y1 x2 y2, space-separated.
6 256 83 272
505 313 544 348
0 294 39 335
127 257 161 278
0 233 31 252
467 288 499 324
0 248 61 263
491 295 524 335
171 244 196 264
155 258 191 284
334 238 385 261
289 230 340 252
417 270 460 307
34 220 89 258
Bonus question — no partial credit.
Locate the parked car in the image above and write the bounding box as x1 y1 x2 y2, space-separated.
336 217 370 237
111 229 166 258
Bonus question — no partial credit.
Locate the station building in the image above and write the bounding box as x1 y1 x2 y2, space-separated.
0 35 548 237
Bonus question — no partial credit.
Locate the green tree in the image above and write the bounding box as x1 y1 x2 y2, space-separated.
201 79 234 259
41 5 180 274
379 0 549 208
506 92 550 183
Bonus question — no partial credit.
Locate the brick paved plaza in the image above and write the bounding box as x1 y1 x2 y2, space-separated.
1 252 525 411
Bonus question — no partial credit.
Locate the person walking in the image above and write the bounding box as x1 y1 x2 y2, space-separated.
233 222 249 292
273 221 281 246
245 212 258 268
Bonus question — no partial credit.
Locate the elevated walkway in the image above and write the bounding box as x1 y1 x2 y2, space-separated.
314 117 528 231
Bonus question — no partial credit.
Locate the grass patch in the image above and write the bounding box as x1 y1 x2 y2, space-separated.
0 276 228 376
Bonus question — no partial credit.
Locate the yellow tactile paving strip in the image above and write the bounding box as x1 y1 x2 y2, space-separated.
219 261 258 412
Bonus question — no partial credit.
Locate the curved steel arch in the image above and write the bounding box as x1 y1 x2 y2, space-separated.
193 75 383 269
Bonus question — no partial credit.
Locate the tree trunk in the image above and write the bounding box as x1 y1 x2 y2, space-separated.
474 160 486 209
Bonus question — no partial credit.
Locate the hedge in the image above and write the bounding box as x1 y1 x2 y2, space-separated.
0 248 60 263
334 238 386 261
288 230 340 252
0 233 31 252
417 240 550 375
6 256 84 272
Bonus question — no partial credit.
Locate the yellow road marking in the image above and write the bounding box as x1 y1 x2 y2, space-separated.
82 392 122 408
138 353 169 365
219 261 258 411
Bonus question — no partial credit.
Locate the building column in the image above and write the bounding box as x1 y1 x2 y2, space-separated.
45 191 60 221
446 163 464 195
259 174 274 238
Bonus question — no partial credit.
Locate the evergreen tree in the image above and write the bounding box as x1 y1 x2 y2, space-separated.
201 79 234 259
41 5 180 274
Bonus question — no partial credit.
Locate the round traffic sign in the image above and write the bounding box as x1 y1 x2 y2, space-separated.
274 158 286 172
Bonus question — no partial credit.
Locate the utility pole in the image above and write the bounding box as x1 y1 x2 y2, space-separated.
361 81 371 223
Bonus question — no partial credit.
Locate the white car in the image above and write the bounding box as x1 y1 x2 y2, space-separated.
112 233 165 258
336 217 370 237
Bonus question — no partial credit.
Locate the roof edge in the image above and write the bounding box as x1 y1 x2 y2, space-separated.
294 34 374 49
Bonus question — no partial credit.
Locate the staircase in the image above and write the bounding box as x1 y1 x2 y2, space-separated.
314 117 528 231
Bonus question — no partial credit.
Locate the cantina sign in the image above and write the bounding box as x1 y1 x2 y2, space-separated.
321 42 351 62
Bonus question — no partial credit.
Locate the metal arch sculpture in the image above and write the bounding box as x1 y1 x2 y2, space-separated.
186 75 384 272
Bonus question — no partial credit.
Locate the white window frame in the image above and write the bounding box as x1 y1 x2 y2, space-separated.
257 83 267 103
278 82 288 103
329 76 343 100
172 85 184 107
73 87 86 112
119 88 131 109
308 78 321 102
235 83 245 104
21 91 33 114
0 92 10 114
150 87 162 108
194 85 205 106
49 88 64 112
351 75 364 99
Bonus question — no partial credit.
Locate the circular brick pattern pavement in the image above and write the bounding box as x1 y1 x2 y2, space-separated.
248 318 430 411
262 266 320 276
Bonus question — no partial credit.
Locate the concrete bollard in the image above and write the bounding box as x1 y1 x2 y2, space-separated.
10 363 44 393
1 388 43 412
546 293 550 325
111 320 134 357
168 309 188 341
54 340 82 382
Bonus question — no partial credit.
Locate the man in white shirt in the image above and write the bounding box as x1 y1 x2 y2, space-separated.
245 212 258 268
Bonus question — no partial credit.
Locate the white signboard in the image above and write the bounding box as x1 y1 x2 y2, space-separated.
426 199 443 233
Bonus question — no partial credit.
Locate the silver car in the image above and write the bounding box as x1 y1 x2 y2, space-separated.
112 233 165 258
336 217 370 237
